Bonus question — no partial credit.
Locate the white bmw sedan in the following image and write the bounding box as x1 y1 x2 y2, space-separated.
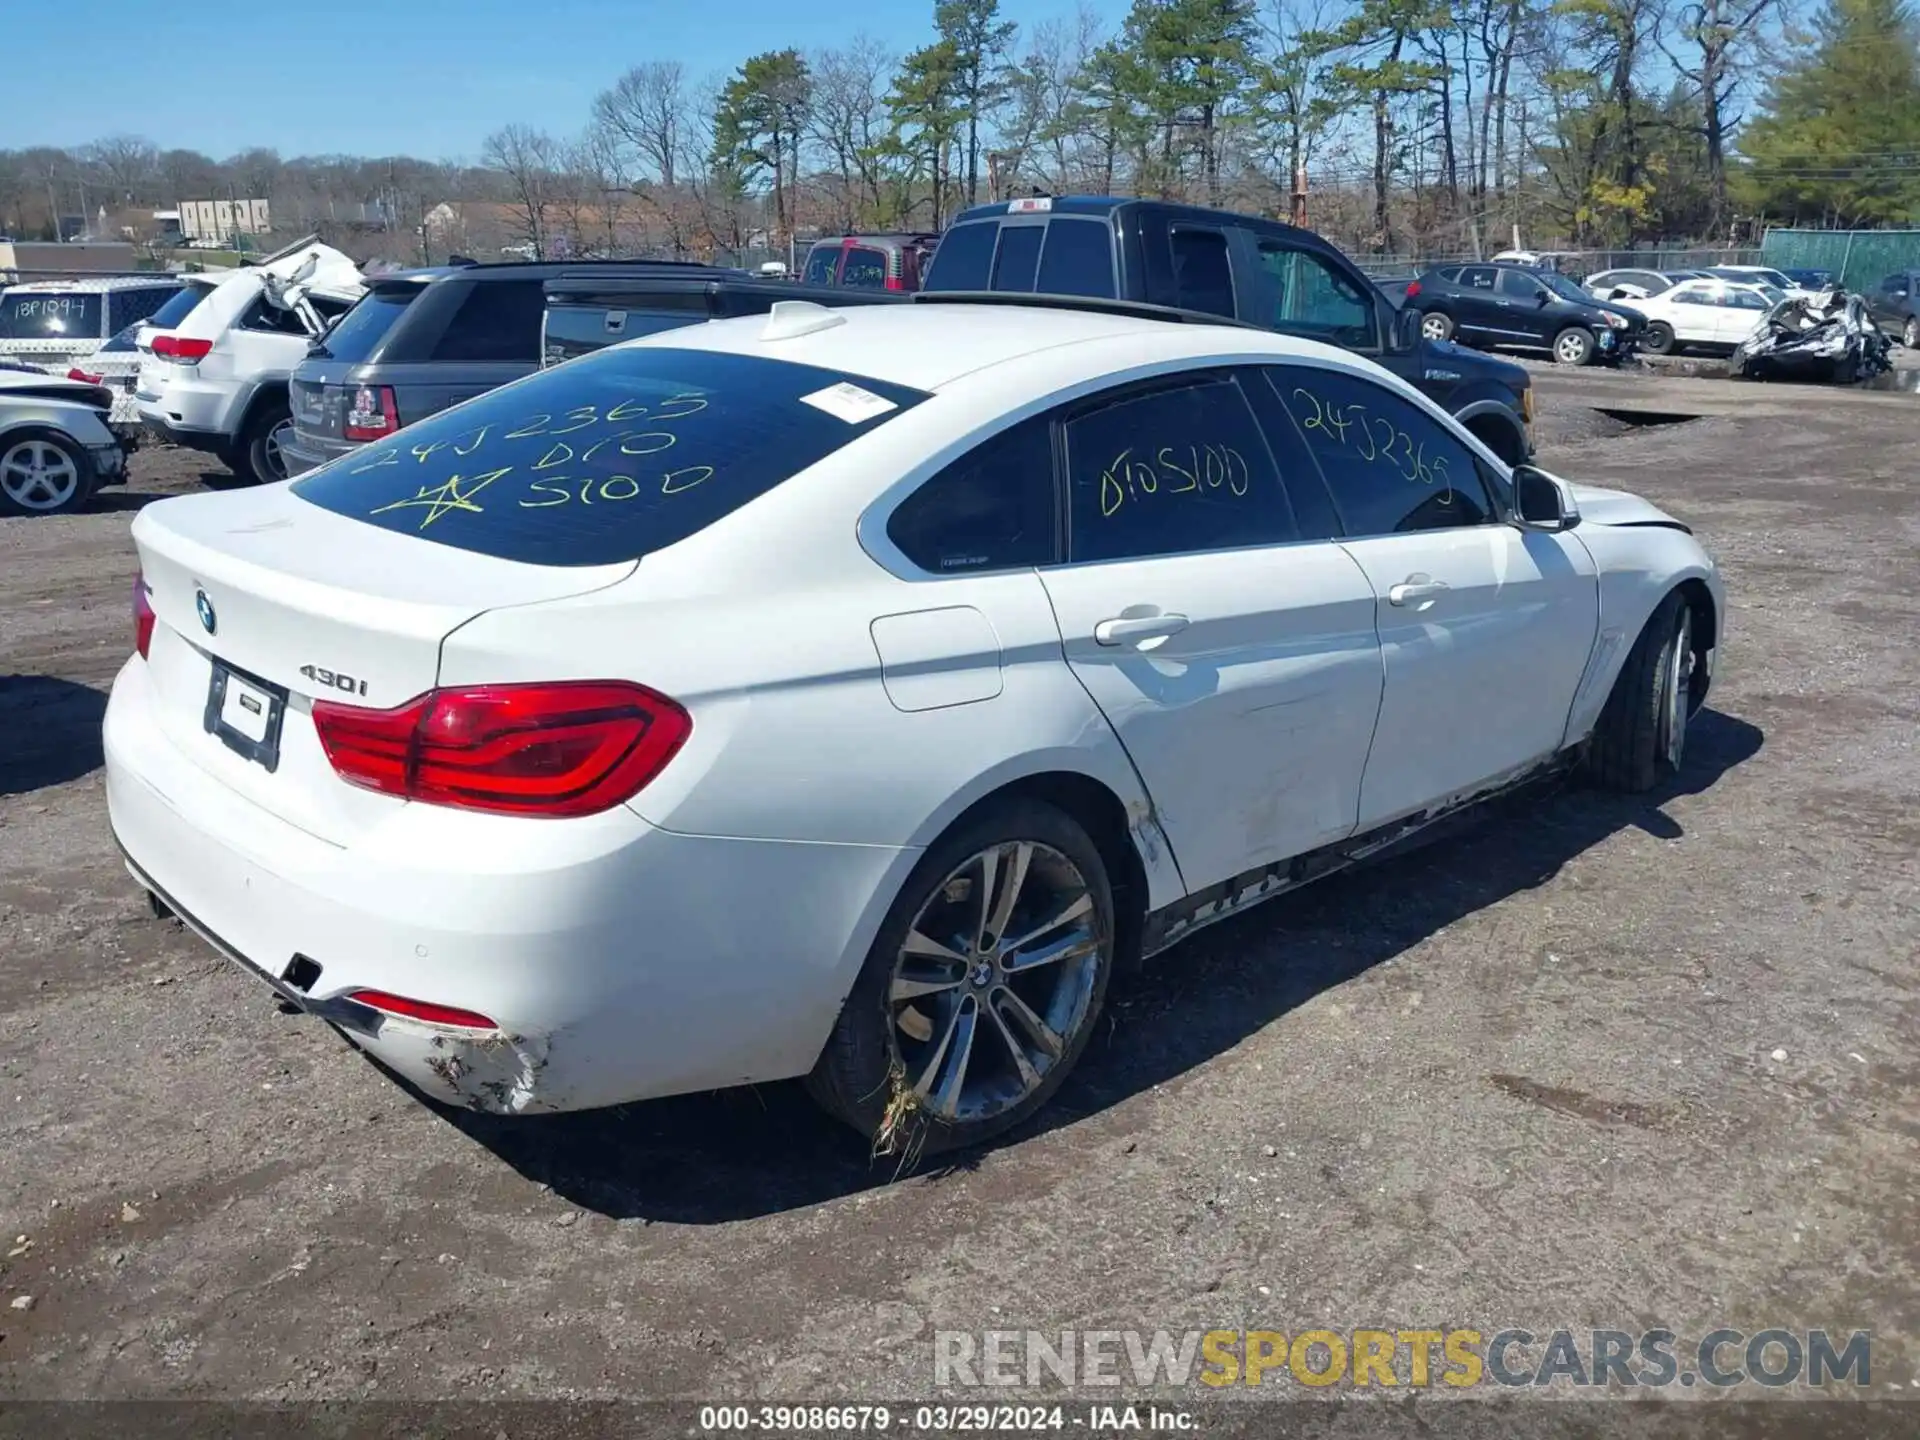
104 298 1723 1152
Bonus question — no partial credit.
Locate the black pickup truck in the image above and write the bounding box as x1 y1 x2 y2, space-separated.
921 196 1534 464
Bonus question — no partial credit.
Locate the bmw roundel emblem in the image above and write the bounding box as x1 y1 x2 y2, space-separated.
195 589 217 635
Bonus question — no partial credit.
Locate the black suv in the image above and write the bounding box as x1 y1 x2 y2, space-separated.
1410 263 1645 366
1868 270 1920 348
540 272 903 367
920 196 1535 463
284 259 744 476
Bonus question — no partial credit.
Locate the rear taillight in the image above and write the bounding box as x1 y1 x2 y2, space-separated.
68 366 103 384
151 334 212 362
344 384 399 442
346 990 498 1030
311 680 691 818
133 573 156 659
1405 279 1422 300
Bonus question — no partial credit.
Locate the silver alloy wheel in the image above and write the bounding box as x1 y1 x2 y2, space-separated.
1665 610 1695 769
261 418 294 481
1905 317 1918 349
0 438 81 512
1555 331 1590 364
1421 314 1450 340
888 840 1104 1124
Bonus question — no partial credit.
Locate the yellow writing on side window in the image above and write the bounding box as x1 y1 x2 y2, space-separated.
1098 444 1250 518
1292 387 1453 499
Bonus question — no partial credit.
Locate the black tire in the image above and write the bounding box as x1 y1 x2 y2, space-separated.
1464 415 1524 466
1643 321 1676 356
0 428 98 517
1420 310 1455 342
235 398 293 485
806 798 1115 1157
1587 590 1695 793
1553 326 1597 366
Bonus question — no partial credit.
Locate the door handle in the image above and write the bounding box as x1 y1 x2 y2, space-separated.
1094 612 1191 646
1387 577 1450 607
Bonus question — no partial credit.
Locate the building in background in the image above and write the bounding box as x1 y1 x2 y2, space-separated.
177 198 272 246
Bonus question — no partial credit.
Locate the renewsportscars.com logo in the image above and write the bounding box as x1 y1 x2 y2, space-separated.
934 1327 1873 1390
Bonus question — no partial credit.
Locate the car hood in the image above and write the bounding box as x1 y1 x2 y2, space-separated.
1593 299 1647 326
0 369 112 410
1567 482 1688 531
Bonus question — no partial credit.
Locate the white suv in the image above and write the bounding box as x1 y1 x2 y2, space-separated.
135 238 363 484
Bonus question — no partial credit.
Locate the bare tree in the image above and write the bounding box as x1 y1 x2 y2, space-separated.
594 60 691 187
483 124 557 258
809 38 895 228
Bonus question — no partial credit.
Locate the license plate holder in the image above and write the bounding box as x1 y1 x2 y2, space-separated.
203 659 287 772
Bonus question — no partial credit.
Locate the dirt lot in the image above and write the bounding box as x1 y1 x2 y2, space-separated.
1 376 1916 1416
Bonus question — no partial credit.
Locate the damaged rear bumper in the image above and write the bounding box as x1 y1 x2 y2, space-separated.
102 654 917 1117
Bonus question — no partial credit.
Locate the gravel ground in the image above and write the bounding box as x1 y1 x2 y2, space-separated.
0 379 1915 1419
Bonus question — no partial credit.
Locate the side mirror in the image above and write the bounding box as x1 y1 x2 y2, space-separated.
1535 290 1551 305
1394 304 1422 351
1513 465 1581 531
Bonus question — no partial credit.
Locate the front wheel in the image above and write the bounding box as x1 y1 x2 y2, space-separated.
1587 591 1696 793
1643 321 1676 355
0 430 96 516
1903 316 1918 349
806 799 1114 1158
1553 327 1597 366
1421 311 1455 342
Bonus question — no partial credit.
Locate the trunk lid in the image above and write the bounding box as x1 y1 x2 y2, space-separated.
131 484 636 844
290 359 356 444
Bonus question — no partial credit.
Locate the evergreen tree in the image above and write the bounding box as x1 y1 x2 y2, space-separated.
1737 0 1920 224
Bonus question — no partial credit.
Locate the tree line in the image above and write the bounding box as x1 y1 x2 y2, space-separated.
4 0 1918 266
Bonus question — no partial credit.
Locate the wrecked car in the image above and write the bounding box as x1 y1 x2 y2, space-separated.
1732 285 1894 385
107 298 1722 1155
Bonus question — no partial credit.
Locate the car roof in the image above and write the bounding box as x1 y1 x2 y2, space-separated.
4 275 181 292
634 298 1367 394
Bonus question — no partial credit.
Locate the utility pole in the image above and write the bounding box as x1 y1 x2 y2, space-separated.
1290 163 1308 228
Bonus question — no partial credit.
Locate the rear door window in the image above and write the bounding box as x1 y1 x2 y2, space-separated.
922 220 997 290
430 280 545 362
0 291 102 339
1062 375 1298 563
292 348 929 567
803 245 841 286
1034 218 1117 297
316 289 422 362
841 247 889 289
1456 266 1496 291
989 225 1045 291
1168 229 1236 317
886 416 1057 573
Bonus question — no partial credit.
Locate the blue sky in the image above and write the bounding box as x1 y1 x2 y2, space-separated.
14 0 1123 161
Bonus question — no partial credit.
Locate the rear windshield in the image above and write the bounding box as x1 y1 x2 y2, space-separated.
0 291 102 339
145 285 209 330
315 288 421 362
292 347 929 567
802 245 841 286
922 221 997 290
541 294 710 367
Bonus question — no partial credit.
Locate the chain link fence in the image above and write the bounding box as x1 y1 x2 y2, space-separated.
1759 229 1920 291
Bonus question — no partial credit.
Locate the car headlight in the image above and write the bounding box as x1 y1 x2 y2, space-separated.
1602 311 1630 329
